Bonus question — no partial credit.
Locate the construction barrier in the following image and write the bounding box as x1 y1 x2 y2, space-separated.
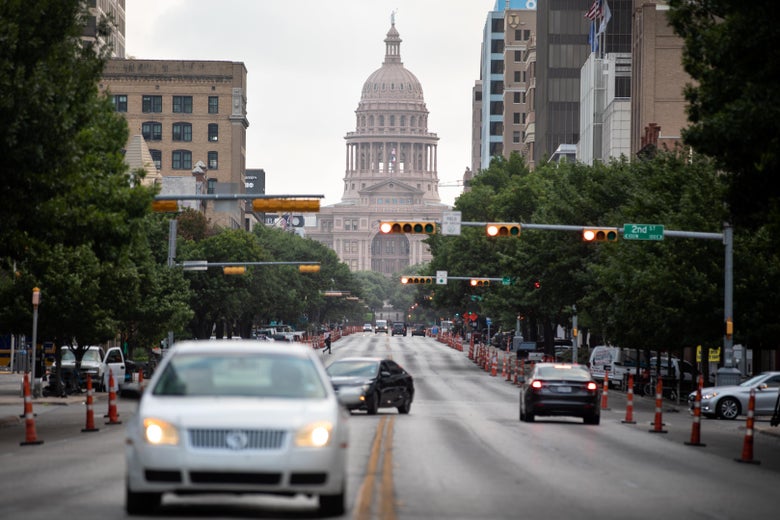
622 373 636 424
735 388 760 464
685 375 705 446
105 369 122 425
649 378 668 433
20 373 43 446
82 374 99 433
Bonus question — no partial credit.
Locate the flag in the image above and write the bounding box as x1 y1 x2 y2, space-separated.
588 21 598 53
596 0 611 37
585 0 602 21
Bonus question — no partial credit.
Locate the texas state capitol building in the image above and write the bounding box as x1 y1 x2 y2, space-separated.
305 20 450 274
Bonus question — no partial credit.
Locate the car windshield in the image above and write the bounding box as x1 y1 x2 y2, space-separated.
535 365 592 381
61 349 101 363
152 353 328 399
326 360 379 378
738 373 772 388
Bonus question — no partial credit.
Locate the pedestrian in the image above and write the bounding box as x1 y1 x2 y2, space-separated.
324 330 332 354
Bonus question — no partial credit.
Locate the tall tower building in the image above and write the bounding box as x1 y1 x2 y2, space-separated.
475 1 537 172
306 19 448 274
82 0 126 58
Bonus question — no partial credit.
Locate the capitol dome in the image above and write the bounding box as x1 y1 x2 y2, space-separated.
360 23 425 103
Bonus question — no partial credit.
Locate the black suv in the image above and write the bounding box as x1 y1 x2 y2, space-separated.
391 322 407 336
411 324 426 337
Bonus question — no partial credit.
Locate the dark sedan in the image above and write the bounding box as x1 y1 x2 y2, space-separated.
519 363 601 424
326 357 414 415
411 324 426 337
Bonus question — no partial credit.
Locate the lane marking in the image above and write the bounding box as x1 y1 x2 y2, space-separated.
353 415 396 520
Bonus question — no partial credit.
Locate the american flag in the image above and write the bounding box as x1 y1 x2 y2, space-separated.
585 0 602 20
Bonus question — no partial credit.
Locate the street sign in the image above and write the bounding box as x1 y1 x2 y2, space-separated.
436 270 448 285
502 276 511 286
181 260 208 271
623 224 664 241
441 211 462 236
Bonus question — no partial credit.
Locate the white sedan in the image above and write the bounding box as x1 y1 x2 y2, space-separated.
688 371 780 420
122 340 348 516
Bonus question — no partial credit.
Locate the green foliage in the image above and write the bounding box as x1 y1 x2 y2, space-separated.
667 1 780 231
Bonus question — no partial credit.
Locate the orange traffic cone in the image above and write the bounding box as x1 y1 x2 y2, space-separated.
491 353 498 377
649 378 668 433
622 373 636 424
82 374 99 433
20 373 44 446
138 368 144 387
601 371 610 410
685 375 705 446
105 369 122 425
735 388 760 464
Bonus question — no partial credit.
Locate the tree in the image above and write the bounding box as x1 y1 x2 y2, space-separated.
667 1 780 232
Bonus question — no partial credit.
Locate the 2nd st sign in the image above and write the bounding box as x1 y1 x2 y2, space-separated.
623 224 664 241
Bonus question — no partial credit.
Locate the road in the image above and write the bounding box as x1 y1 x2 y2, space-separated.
1 333 779 519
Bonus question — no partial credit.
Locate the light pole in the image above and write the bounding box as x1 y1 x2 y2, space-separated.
30 287 40 397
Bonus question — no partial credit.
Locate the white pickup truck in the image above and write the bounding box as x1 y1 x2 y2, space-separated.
60 345 126 391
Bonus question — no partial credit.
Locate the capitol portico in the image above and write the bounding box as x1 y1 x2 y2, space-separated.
305 19 450 274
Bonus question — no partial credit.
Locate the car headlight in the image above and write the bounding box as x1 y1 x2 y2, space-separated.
700 391 719 400
295 421 333 448
143 418 179 445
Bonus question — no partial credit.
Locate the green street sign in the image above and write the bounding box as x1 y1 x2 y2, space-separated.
623 224 664 241
502 276 512 286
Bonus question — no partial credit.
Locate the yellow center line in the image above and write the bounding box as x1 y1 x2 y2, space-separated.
353 415 397 520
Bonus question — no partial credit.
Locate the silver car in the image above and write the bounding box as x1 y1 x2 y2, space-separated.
688 371 780 420
122 340 348 516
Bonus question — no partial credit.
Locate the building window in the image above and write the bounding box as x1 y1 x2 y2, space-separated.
207 178 216 194
513 131 521 144
172 96 193 113
172 122 192 142
141 122 162 141
513 112 521 124
208 96 219 114
208 151 218 170
142 95 162 113
208 123 219 142
513 92 521 104
344 218 358 231
149 149 162 170
172 150 192 170
112 95 127 112
514 71 521 82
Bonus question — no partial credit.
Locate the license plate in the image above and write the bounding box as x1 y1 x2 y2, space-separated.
557 386 572 393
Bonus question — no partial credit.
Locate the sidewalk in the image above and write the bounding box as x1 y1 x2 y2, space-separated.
0 370 102 427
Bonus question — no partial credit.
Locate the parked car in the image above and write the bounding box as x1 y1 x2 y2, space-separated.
60 345 126 392
411 324 426 337
688 371 780 420
363 323 373 332
326 357 414 415
391 322 407 336
519 363 601 424
121 340 348 516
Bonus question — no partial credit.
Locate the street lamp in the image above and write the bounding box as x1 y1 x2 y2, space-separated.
31 288 40 397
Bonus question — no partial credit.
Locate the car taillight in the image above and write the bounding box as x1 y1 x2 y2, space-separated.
531 380 543 390
586 382 598 392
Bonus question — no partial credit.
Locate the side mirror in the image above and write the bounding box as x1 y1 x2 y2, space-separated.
380 371 391 378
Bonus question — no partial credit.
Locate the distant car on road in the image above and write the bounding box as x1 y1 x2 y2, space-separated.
122 340 348 516
391 322 407 336
519 363 601 424
326 357 414 415
411 324 426 337
363 323 373 332
375 319 388 334
688 371 780 420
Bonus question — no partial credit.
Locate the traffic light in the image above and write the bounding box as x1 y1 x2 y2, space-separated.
298 264 321 273
486 222 521 237
533 280 541 289
470 278 491 287
222 266 246 275
252 198 320 213
380 221 437 234
401 276 435 284
151 200 179 213
582 227 619 242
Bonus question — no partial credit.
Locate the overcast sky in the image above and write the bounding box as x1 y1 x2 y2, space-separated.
125 0 498 207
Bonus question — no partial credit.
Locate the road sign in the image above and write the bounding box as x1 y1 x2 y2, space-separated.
181 260 208 271
436 271 448 285
623 224 664 241
502 276 511 285
441 211 462 236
